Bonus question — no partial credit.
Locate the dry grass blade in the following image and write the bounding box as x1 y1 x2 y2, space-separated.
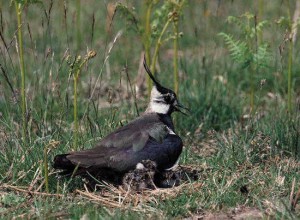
75 189 122 208
292 186 300 211
1 184 64 198
73 178 203 214
290 177 296 209
102 181 201 205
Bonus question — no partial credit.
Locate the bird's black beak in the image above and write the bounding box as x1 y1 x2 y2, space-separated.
174 102 190 116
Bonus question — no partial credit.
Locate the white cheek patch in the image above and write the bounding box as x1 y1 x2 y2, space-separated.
146 86 172 114
150 102 169 114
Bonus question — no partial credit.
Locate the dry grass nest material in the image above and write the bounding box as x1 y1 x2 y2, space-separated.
0 164 203 214
78 167 203 211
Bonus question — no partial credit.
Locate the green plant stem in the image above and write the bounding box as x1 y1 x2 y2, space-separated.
150 18 171 74
173 20 179 95
73 74 79 150
286 0 293 114
144 2 153 98
287 38 293 114
76 0 81 50
15 2 27 144
43 147 49 193
73 59 89 150
250 66 254 113
258 0 264 44
247 16 254 113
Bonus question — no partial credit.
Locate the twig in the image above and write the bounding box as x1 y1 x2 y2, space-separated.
292 185 300 211
1 184 64 198
290 177 296 209
75 189 122 208
123 65 139 116
0 63 16 98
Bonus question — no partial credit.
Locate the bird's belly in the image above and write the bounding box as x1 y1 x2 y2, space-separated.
143 134 183 171
164 156 180 171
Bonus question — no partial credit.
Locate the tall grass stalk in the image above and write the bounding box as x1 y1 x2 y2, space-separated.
76 0 81 50
248 15 256 113
43 141 61 193
286 0 293 114
43 147 49 193
73 69 79 149
14 1 27 144
258 0 264 44
172 0 185 95
73 62 84 150
250 65 255 112
144 1 153 97
117 1 185 98
287 36 293 114
252 15 258 113
68 51 96 150
150 17 171 74
173 16 179 94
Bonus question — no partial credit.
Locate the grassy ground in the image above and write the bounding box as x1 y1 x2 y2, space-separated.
0 0 300 219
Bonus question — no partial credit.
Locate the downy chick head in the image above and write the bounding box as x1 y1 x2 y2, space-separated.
144 58 189 115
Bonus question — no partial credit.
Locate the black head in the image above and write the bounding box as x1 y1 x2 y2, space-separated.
143 57 189 115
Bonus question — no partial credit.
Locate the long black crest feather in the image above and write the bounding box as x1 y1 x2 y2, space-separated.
143 55 161 87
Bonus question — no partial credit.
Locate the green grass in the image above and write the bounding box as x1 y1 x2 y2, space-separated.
0 0 300 219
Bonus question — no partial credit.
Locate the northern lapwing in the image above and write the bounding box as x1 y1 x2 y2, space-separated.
53 58 188 185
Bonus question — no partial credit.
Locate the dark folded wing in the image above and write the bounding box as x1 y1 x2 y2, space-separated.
66 133 183 172
65 116 173 171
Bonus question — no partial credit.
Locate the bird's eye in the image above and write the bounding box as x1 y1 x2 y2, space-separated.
164 94 171 103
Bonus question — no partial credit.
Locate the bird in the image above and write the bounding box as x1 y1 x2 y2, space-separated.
53 57 189 185
122 159 157 191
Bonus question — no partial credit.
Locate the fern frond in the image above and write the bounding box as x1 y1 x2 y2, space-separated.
253 43 272 69
256 20 269 33
219 32 250 66
250 20 269 38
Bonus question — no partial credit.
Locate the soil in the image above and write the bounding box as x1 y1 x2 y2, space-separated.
185 206 264 220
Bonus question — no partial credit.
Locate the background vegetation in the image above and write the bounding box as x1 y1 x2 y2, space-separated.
0 0 299 219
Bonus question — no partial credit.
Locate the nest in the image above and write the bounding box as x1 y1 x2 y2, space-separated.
1 162 204 215
83 160 202 192
76 162 203 213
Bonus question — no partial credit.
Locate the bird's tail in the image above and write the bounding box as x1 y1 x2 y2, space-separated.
53 154 75 170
